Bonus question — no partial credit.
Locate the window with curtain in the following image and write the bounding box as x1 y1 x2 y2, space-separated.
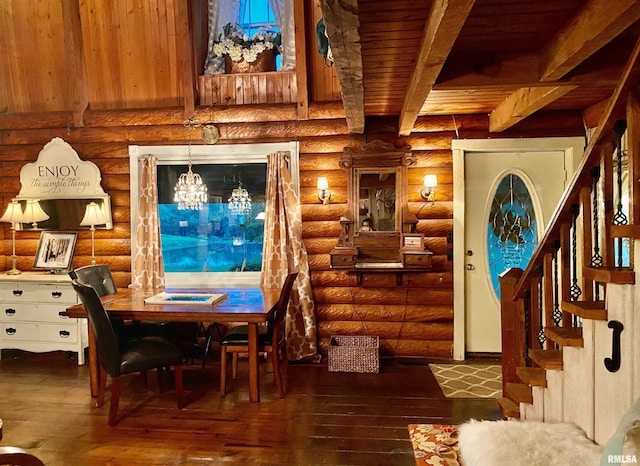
129 142 299 287
206 0 295 73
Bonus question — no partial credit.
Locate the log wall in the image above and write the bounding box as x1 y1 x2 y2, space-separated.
0 106 583 358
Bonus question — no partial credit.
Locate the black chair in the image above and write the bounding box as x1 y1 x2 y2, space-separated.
69 264 174 342
220 271 299 397
0 446 45 466
71 279 184 426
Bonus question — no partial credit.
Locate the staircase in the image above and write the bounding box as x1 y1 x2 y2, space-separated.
497 37 640 445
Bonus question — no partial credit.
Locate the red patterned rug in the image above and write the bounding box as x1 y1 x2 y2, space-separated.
408 424 462 466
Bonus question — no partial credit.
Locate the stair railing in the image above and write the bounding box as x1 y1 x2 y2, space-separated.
499 36 640 410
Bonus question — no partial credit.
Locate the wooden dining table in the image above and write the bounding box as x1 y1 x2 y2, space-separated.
65 287 281 402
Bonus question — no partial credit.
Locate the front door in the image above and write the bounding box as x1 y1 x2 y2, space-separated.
452 138 584 357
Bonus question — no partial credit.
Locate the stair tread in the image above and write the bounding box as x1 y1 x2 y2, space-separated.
545 326 583 347
529 349 563 370
505 382 533 404
497 397 520 419
561 300 607 321
583 266 635 284
611 224 640 239
516 367 547 387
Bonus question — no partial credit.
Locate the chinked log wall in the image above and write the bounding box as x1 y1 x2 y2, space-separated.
0 105 583 358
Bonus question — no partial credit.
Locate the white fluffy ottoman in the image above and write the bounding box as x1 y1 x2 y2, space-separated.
458 420 602 466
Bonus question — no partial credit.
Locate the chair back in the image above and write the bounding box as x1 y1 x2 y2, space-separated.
0 446 45 466
71 279 122 376
270 272 299 341
69 264 117 297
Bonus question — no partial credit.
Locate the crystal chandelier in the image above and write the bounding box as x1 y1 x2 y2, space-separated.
228 181 252 214
174 119 208 210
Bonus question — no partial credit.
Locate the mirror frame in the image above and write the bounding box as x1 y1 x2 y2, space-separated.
339 140 415 245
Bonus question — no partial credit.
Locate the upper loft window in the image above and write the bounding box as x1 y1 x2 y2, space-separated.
205 0 295 75
237 0 277 37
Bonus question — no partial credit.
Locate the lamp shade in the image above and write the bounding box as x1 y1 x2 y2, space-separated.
80 202 108 227
0 200 25 224
423 175 438 188
22 200 50 226
317 177 329 190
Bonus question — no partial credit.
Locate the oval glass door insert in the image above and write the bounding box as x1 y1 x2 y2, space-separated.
487 174 538 298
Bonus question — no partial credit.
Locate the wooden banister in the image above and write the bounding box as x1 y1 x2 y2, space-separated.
513 35 640 299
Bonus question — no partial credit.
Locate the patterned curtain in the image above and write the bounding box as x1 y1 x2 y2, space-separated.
262 151 319 361
131 156 165 290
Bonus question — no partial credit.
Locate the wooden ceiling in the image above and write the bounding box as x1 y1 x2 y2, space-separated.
2 0 640 137
321 0 640 134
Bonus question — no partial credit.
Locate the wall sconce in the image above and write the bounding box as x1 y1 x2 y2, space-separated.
420 174 438 203
22 199 50 228
80 202 108 265
0 200 26 275
317 177 331 204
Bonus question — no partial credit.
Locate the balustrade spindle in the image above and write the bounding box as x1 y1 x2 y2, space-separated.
523 290 531 365
613 120 629 268
552 240 563 327
537 266 546 348
590 166 603 301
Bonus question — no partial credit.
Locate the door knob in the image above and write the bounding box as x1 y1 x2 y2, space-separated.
466 264 475 270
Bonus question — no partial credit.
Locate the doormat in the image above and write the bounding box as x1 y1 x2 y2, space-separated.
429 364 502 398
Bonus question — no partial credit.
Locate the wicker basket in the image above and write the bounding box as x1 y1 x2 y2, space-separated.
328 335 379 373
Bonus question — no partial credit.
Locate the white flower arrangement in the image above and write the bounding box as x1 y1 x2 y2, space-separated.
210 22 281 63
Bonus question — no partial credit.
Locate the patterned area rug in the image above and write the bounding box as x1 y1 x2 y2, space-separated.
429 363 502 398
408 424 462 466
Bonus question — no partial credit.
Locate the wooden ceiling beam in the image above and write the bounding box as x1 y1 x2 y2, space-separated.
398 0 475 136
435 52 623 90
489 85 577 132
540 0 640 82
321 0 364 134
485 0 640 132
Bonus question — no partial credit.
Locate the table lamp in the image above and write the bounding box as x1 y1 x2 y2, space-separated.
22 199 50 228
80 202 108 265
0 200 26 274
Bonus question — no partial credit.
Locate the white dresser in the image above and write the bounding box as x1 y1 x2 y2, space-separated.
0 272 87 365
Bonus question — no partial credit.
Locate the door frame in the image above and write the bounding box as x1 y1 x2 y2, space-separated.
451 137 584 360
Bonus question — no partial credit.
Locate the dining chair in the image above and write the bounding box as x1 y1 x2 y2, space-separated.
219 271 299 397
0 446 45 466
71 279 185 426
69 264 175 343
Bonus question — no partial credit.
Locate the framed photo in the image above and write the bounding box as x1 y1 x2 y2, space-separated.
144 292 228 306
33 231 78 272
401 233 424 251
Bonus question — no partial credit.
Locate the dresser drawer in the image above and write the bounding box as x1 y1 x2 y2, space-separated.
37 284 77 305
403 253 432 269
0 304 75 324
0 322 79 344
0 283 39 302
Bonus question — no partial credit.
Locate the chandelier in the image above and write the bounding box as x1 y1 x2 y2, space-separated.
228 181 252 214
174 119 208 210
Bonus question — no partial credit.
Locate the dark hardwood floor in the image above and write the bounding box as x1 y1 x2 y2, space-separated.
0 349 501 465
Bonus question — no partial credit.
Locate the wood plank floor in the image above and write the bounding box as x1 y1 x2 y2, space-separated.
0 349 501 465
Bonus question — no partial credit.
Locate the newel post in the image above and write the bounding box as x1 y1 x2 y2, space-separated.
499 267 525 395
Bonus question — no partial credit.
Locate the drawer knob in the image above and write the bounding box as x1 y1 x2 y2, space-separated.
5 328 16 336
12 290 23 297
58 311 69 319
4 308 16 316
59 330 70 338
51 291 62 299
